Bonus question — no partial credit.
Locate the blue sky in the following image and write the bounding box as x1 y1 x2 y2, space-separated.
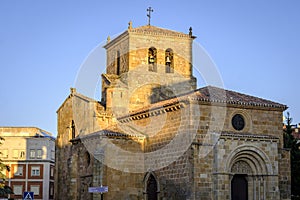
1 1 299 136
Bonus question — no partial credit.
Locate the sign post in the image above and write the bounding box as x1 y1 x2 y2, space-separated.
88 186 108 199
23 192 34 200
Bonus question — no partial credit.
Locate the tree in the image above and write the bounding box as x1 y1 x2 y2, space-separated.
284 112 294 148
0 136 13 197
283 112 300 199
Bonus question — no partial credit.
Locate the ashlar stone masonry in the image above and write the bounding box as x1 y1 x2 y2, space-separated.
55 24 290 200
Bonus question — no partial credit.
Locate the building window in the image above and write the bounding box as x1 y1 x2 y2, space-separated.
13 150 19 158
20 150 25 158
31 166 40 176
165 48 174 73
84 152 91 167
116 50 121 75
30 185 40 195
49 182 54 197
71 120 76 139
14 165 23 176
30 149 36 158
13 185 23 195
50 166 54 177
36 149 42 159
51 150 55 160
232 114 245 131
0 149 8 158
12 150 25 158
148 47 157 72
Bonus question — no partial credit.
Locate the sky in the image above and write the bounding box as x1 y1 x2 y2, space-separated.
0 1 300 136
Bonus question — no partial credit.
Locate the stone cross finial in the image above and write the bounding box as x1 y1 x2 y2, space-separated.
128 20 132 30
70 88 76 94
189 27 193 37
147 7 154 25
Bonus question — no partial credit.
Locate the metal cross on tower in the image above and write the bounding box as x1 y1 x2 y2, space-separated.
147 7 154 25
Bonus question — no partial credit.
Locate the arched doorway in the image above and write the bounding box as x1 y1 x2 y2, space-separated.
146 174 158 200
231 174 248 200
226 145 274 200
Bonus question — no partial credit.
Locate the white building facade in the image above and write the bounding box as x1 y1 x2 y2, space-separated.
0 127 55 200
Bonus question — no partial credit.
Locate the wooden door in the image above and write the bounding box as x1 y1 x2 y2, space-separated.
146 174 158 200
231 174 248 200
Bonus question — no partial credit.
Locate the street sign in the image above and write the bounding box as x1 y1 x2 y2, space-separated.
88 186 108 193
23 192 34 200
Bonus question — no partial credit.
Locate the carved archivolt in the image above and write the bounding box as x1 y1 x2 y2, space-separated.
225 145 273 175
231 160 252 174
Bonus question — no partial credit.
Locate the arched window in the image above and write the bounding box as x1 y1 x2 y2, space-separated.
165 48 174 73
116 50 121 75
71 120 75 139
148 47 157 72
84 152 91 167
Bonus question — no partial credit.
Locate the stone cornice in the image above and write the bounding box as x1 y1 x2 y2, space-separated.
70 129 145 144
103 25 195 50
220 132 279 142
128 25 193 39
191 97 287 111
103 31 129 49
117 102 186 123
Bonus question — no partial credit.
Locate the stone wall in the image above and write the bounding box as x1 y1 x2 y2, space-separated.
56 89 289 200
55 91 111 200
102 26 197 113
278 148 291 199
55 23 290 199
112 98 289 200
60 136 145 200
105 33 129 75
128 33 193 78
212 137 280 200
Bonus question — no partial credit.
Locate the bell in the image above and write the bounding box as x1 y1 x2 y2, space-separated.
149 55 155 63
166 56 171 63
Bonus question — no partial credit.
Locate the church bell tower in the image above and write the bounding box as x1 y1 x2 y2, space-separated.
101 21 197 115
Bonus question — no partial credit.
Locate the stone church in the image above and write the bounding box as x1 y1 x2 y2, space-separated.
55 22 291 200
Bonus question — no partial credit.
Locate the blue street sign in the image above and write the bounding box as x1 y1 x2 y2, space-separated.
88 186 108 193
23 192 34 199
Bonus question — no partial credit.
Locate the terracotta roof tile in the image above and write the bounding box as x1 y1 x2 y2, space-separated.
123 85 287 118
102 74 120 83
194 86 287 109
72 124 146 141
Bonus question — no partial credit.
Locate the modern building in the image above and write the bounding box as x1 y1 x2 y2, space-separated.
55 22 290 199
0 127 55 200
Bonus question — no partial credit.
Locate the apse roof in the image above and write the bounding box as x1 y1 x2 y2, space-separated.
193 86 287 109
121 85 287 119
